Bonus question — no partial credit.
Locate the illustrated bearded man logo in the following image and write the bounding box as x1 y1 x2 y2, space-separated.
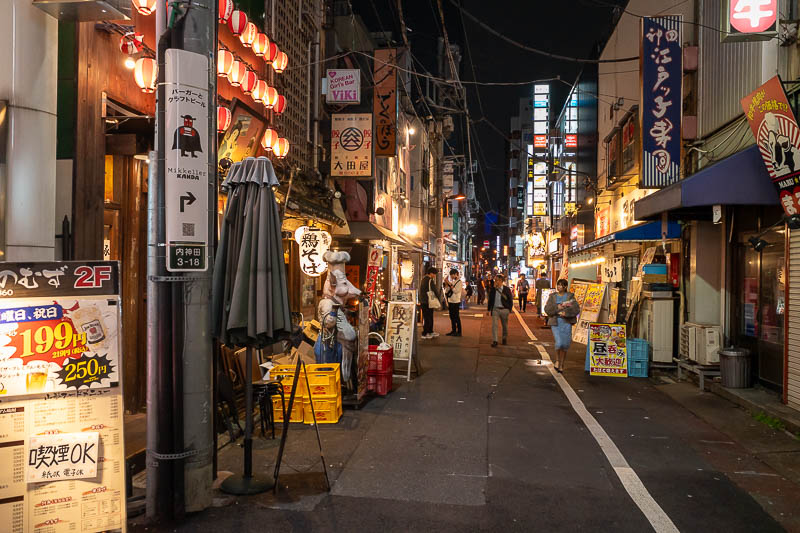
173 115 203 158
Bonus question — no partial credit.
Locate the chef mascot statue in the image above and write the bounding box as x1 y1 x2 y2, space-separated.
317 251 360 385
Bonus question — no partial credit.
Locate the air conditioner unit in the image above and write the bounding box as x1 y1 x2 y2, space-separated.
695 325 721 365
680 323 697 361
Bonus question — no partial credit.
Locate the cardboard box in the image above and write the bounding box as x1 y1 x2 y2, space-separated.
642 274 668 284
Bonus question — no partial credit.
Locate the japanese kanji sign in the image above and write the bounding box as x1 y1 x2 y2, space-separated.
384 301 414 363
365 245 382 321
326 69 361 104
722 0 778 42
294 226 331 277
27 432 99 482
640 16 682 188
589 323 628 377
165 48 209 272
741 75 800 217
373 49 397 156
332 113 373 177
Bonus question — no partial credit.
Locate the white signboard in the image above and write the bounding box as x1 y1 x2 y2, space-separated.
294 226 331 277
601 258 623 283
165 48 209 272
332 114 373 177
27 432 99 482
326 69 360 104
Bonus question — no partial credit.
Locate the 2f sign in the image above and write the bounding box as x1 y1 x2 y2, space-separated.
74 265 113 289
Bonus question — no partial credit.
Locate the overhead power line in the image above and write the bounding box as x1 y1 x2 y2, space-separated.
448 0 639 64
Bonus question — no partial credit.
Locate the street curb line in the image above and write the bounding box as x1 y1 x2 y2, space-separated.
513 308 679 533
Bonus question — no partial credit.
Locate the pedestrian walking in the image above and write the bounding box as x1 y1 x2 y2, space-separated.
534 271 551 315
476 275 486 305
418 267 442 339
516 273 530 312
487 273 513 347
465 281 474 303
443 269 463 336
544 278 580 372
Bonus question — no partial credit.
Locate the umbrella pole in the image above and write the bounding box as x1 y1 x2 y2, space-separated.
220 346 274 495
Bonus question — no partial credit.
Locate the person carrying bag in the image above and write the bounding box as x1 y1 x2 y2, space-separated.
419 267 442 339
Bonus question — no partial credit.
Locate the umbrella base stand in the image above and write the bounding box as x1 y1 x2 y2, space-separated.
220 474 275 495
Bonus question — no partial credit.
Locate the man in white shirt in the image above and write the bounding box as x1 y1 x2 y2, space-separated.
444 268 463 336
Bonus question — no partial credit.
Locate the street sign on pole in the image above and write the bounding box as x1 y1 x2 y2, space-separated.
165 48 209 272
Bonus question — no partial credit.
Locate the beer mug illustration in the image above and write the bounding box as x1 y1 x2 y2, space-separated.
25 361 50 393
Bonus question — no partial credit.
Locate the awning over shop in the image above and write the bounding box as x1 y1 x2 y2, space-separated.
635 145 779 220
333 221 405 245
574 221 681 253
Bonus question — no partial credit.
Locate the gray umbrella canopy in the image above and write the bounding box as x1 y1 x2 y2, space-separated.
212 156 291 347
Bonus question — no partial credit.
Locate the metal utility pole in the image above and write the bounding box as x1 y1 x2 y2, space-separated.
146 0 214 522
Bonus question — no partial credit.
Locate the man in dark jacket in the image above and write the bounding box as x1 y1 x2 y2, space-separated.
418 267 442 339
487 274 513 347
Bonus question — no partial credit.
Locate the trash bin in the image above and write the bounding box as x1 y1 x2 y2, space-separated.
719 347 751 388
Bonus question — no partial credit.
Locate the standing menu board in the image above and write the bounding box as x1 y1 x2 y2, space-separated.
0 262 126 533
384 301 416 381
589 323 628 377
572 283 606 345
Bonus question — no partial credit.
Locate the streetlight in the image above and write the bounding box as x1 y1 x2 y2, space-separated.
445 194 466 201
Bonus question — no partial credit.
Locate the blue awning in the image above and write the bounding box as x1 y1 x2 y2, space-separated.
574 221 681 252
635 145 778 220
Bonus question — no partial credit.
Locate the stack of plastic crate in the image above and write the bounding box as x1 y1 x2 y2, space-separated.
627 338 649 378
270 364 306 423
303 364 342 424
367 339 393 396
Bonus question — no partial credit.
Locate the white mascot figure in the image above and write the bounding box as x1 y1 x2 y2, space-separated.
317 251 360 383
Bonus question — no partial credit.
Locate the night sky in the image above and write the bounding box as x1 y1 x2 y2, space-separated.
353 0 627 231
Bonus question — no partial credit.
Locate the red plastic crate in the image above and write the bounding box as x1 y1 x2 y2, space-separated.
368 345 394 373
367 372 392 396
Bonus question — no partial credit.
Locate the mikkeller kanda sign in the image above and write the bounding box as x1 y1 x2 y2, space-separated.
741 75 800 216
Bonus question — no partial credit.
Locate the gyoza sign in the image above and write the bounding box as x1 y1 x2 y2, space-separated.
294 226 331 277
327 69 360 104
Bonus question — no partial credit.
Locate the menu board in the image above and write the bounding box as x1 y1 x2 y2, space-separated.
589 323 628 377
384 301 415 364
0 262 126 533
570 281 590 307
573 283 606 345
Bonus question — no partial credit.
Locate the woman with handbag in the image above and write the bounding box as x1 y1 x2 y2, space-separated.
419 267 442 339
544 278 580 373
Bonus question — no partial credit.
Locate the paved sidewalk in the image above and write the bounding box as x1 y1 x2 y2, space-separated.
130 304 798 532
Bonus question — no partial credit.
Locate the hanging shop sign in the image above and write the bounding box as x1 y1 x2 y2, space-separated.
741 75 800 217
373 48 398 156
570 225 585 249
573 283 606 345
640 15 682 188
443 159 455 193
565 134 578 148
332 113 373 177
326 69 361 104
294 226 331 277
589 323 628 377
601 257 623 283
721 0 778 42
385 301 415 363
165 48 209 272
0 261 126 533
365 245 382 321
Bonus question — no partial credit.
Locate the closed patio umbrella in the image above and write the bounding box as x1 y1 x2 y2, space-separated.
211 155 291 494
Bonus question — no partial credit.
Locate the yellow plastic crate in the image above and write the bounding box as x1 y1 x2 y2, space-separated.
270 364 306 398
272 396 304 423
304 363 341 397
302 394 343 424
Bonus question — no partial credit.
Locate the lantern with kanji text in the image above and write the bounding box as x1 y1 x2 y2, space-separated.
218 0 233 23
217 49 234 78
218 106 232 132
228 10 248 36
134 57 157 93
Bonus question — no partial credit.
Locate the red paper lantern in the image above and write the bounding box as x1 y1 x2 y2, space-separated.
264 86 279 109
218 0 233 23
273 138 290 159
252 80 268 103
119 32 144 55
241 70 257 95
239 22 257 47
261 128 279 151
228 60 246 87
217 106 232 132
228 10 248 36
134 57 157 93
273 94 287 115
132 0 156 15
272 51 288 74
265 43 279 64
217 49 234 78
252 33 269 57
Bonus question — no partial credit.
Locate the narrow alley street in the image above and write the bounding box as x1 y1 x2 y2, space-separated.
132 306 800 532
